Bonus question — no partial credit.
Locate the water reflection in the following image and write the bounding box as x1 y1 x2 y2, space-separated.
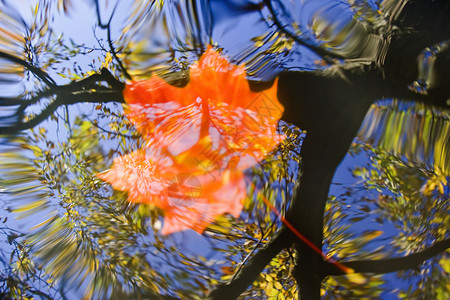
99 47 284 234
0 0 449 299
359 100 450 174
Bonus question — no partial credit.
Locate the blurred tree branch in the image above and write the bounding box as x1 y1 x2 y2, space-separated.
0 51 124 134
94 0 132 80
0 50 56 87
262 0 345 62
207 227 293 300
323 237 450 276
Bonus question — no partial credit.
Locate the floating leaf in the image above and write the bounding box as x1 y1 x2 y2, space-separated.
99 47 285 234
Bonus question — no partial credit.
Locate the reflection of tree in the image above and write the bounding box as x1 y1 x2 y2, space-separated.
0 0 449 299
0 224 59 300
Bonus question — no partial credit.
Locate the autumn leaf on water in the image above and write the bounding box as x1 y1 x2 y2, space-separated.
99 46 284 234
98 149 246 234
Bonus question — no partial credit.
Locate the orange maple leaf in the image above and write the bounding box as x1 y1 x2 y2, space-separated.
99 47 284 234
97 149 245 234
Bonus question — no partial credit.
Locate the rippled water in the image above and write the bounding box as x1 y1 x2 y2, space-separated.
0 0 449 299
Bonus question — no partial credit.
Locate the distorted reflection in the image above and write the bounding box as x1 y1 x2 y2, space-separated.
99 47 285 234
